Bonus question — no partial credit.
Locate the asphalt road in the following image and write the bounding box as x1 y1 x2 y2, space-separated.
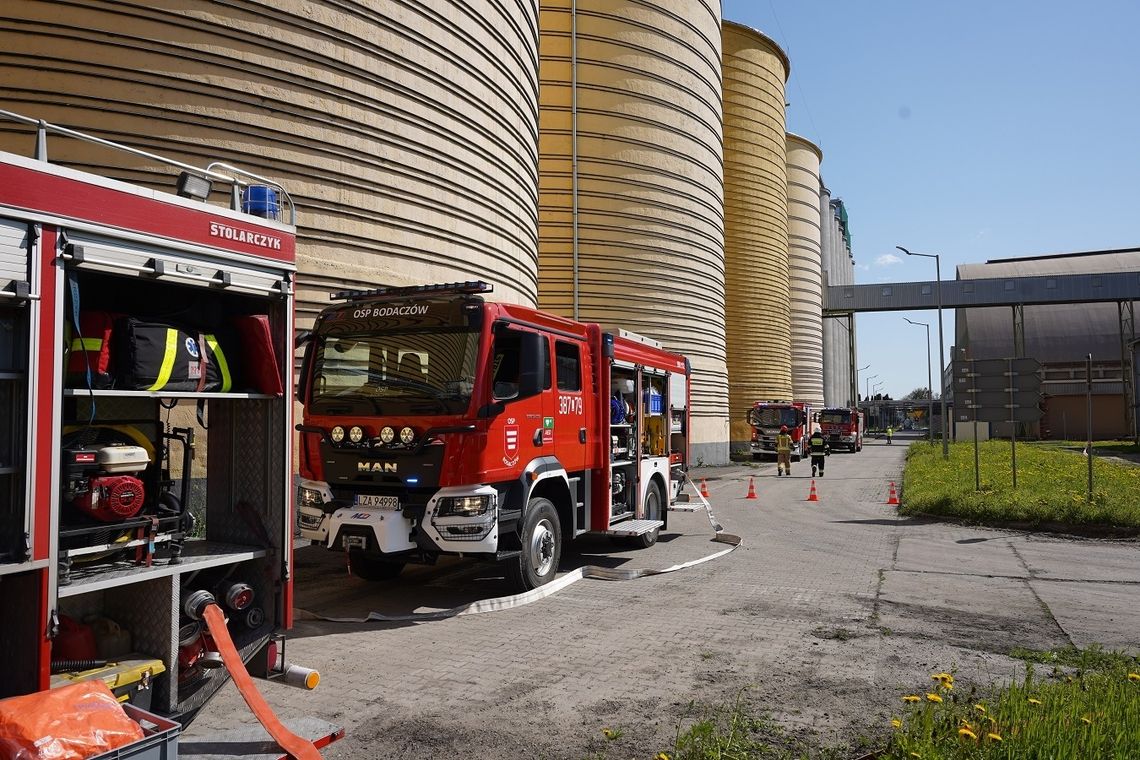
186 432 1140 757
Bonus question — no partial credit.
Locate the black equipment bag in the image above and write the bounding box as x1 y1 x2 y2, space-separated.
113 318 236 392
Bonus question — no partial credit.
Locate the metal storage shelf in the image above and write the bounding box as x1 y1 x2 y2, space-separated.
58 541 267 597
63 389 277 400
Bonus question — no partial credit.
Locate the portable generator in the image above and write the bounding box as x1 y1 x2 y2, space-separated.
62 443 151 522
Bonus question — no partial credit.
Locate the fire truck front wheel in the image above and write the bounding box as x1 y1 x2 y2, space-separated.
509 498 561 591
348 550 405 581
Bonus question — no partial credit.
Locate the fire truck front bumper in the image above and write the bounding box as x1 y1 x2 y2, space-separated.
750 438 777 454
420 485 500 555
296 478 335 544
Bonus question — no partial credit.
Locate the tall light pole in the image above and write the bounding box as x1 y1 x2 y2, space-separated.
872 381 884 430
898 246 948 459
904 317 934 446
865 372 878 406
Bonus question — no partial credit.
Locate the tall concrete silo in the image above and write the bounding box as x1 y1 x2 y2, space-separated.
538 0 727 463
721 21 791 451
786 133 824 408
0 1 542 325
822 192 857 406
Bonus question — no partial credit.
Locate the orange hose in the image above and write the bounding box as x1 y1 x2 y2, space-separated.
202 604 321 760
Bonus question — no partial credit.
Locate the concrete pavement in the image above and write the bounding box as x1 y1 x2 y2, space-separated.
186 432 1140 757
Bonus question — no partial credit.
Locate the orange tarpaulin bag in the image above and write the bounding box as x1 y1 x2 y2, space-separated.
0 680 144 760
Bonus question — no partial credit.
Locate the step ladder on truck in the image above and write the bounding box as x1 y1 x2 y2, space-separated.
0 109 341 758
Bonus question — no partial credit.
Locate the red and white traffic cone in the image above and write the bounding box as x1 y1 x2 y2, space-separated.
807 480 819 502
745 477 758 500
886 481 899 505
700 479 710 499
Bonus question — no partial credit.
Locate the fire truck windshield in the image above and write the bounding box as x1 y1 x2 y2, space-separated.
819 410 852 424
308 328 480 416
749 407 800 429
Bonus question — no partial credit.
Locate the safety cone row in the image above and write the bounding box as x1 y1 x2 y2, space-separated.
886 481 899 505
806 480 818 502
699 478 710 499
745 477 758 500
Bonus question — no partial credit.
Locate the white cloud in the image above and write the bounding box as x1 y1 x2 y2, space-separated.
856 263 871 271
875 253 903 266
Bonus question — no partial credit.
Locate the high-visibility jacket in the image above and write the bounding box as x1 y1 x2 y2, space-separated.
776 433 793 453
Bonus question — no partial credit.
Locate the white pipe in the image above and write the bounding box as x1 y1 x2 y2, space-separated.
571 0 580 320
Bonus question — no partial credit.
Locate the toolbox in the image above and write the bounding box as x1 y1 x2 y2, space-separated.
51 657 167 710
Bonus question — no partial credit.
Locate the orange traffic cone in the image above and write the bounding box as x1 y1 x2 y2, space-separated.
807 480 818 502
745 477 758 500
700 479 710 499
886 481 899 505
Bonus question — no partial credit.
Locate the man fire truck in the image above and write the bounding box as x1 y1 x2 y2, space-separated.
748 400 811 461
0 109 337 757
295 282 691 591
817 406 863 452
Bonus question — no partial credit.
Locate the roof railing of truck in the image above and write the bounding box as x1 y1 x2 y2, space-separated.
0 107 295 225
331 280 493 301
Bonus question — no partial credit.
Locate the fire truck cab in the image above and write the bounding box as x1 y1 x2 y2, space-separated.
748 400 812 461
818 407 863 452
295 282 690 591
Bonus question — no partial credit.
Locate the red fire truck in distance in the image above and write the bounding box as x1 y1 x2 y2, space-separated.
295 282 691 591
748 400 812 461
818 407 863 452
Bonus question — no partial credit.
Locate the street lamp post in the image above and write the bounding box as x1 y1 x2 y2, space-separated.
904 317 934 446
865 372 878 407
872 381 884 431
898 246 948 459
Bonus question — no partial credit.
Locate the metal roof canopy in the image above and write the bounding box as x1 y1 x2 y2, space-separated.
824 271 1140 314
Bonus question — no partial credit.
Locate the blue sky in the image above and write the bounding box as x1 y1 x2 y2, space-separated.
722 0 1140 400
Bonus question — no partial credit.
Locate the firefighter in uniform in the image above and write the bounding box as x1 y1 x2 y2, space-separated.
807 428 829 478
776 425 793 476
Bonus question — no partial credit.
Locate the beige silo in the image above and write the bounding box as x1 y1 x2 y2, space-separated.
0 1 541 323
786 133 825 407
538 0 727 463
721 22 792 449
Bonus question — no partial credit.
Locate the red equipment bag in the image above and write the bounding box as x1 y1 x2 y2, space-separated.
0 680 144 759
65 311 116 389
234 314 283 396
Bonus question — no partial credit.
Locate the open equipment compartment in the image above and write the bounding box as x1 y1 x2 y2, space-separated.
0 108 338 751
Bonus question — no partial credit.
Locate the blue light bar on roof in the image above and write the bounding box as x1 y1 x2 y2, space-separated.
331 280 493 301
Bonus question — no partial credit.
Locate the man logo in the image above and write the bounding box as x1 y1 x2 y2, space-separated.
358 461 398 473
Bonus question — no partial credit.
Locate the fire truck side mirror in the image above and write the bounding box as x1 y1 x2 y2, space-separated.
296 333 315 404
517 331 547 400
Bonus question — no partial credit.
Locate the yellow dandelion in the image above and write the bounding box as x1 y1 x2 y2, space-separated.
960 719 975 732
987 715 998 725
974 704 987 714
1028 698 1042 705
1129 673 1140 682
902 695 921 703
654 753 671 760
601 727 618 740
891 718 902 729
932 672 954 684
958 728 978 740
987 733 1002 742
926 693 943 703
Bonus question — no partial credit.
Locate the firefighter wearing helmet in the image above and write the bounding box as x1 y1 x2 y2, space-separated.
776 424 793 476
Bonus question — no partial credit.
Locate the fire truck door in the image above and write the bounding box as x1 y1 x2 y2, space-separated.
487 325 552 477
553 339 589 473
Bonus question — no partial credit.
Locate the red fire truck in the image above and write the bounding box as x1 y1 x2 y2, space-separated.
748 400 812 461
817 407 863 452
0 110 337 755
295 284 691 590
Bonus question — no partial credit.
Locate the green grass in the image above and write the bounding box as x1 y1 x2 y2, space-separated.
900 440 1140 532
882 649 1140 758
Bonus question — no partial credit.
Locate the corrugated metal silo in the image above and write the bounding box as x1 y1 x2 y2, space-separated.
0 1 542 328
786 133 824 407
822 191 857 406
721 21 791 450
538 1 727 463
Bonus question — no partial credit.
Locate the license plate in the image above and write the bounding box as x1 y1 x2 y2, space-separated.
343 535 367 550
355 494 399 510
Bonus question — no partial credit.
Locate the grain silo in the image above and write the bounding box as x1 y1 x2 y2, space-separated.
822 193 857 406
786 133 824 408
0 1 542 328
538 0 727 463
721 21 791 451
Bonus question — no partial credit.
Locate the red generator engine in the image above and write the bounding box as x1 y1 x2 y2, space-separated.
62 443 150 522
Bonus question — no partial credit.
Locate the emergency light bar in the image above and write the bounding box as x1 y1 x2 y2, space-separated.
330 280 492 301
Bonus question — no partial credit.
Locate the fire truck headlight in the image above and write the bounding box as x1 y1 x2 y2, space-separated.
329 426 345 444
349 426 364 444
297 484 325 509
399 426 415 445
437 494 492 517
380 426 396 444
